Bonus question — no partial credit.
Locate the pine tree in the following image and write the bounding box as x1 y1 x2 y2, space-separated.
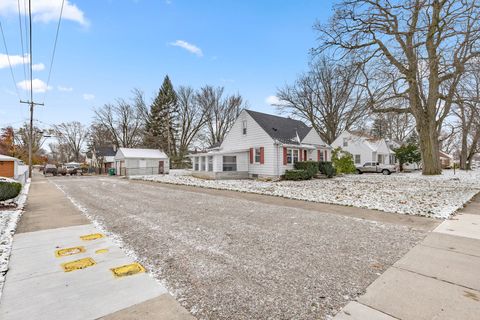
145 75 178 156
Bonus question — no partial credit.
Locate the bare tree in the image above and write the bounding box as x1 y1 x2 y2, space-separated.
176 86 210 160
276 56 368 144
371 112 416 143
93 90 146 148
197 86 243 147
53 122 88 162
316 0 480 174
453 67 480 169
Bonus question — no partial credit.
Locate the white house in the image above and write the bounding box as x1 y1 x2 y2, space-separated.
114 148 169 176
86 146 117 173
331 131 396 166
189 110 331 179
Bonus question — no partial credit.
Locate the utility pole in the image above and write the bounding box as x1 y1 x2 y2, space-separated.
20 0 44 179
20 100 43 178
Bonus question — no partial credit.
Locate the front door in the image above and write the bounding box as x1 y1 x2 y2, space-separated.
158 161 164 174
304 150 308 161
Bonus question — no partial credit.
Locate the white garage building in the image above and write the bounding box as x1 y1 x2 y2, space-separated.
114 148 169 176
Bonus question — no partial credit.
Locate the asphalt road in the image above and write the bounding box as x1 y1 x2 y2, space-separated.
50 176 427 320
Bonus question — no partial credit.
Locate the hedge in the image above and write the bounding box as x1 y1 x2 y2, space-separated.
319 161 336 178
0 181 22 201
284 169 311 181
294 161 319 177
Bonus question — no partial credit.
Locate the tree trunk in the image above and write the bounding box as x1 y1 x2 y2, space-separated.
417 121 442 175
460 132 469 170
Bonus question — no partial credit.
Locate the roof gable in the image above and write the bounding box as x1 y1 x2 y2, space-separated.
245 110 311 144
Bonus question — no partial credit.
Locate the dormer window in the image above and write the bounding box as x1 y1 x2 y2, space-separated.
242 120 247 135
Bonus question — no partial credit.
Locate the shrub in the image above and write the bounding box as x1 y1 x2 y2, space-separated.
319 161 336 178
294 161 319 177
284 169 311 181
331 147 356 174
0 181 22 201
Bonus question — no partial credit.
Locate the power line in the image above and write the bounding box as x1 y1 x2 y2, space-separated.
43 0 65 103
0 20 21 100
17 0 27 91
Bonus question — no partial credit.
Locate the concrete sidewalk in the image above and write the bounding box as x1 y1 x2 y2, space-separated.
334 193 480 320
0 174 194 320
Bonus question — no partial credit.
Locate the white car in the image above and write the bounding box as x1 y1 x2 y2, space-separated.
356 162 397 175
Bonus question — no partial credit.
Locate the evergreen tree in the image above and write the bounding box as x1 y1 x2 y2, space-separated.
145 75 178 156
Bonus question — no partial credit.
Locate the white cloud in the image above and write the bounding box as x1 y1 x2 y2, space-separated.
17 79 51 93
58 85 73 92
169 40 203 57
0 0 88 26
265 95 290 106
0 53 29 69
83 93 95 100
32 63 45 71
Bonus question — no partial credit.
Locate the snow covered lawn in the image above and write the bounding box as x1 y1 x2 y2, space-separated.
0 180 30 297
131 170 480 219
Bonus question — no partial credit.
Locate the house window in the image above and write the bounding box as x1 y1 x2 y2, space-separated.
287 149 299 164
242 120 247 135
355 154 361 164
223 156 237 171
200 157 206 171
378 154 384 164
194 158 199 171
254 148 261 163
208 156 213 171
319 150 324 162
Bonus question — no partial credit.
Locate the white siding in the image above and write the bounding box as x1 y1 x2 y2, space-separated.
302 128 325 146
220 110 277 176
331 131 376 165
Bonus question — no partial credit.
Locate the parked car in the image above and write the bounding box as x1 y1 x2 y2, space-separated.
43 164 58 176
356 162 397 175
64 164 82 176
57 166 67 176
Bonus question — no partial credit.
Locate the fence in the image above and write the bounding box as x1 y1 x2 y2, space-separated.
122 167 164 176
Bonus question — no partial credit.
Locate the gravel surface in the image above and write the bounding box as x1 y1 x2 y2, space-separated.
131 169 480 219
52 176 426 320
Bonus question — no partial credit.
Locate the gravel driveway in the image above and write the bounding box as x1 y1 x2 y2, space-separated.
51 176 426 319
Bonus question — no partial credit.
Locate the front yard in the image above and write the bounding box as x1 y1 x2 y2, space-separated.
131 169 480 219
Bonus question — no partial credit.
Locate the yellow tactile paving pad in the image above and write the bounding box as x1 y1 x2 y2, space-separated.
111 262 145 278
55 246 86 257
95 248 109 254
80 233 104 241
61 257 96 272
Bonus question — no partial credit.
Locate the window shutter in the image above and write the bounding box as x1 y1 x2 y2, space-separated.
317 150 321 161
249 148 254 164
260 147 264 164
299 149 303 161
324 150 328 161
283 147 287 165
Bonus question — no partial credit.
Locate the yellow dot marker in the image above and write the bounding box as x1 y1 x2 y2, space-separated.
55 246 86 257
110 262 145 278
95 248 109 254
61 258 96 272
80 233 104 241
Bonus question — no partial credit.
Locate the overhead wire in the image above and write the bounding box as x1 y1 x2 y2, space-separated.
17 0 27 95
0 19 22 101
43 0 65 103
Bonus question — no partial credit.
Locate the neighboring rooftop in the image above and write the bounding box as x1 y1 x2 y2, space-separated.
116 148 168 159
246 110 311 144
0 154 19 161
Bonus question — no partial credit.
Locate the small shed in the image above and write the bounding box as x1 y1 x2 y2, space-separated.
114 148 169 176
0 154 19 178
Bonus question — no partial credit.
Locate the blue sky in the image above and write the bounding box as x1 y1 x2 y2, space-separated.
0 0 335 130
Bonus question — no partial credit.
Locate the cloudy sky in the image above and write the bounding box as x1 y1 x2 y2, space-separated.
0 0 334 129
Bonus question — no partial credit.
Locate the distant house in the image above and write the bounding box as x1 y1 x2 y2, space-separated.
331 131 396 166
188 109 331 179
86 146 117 173
0 154 20 178
439 151 454 169
114 148 169 176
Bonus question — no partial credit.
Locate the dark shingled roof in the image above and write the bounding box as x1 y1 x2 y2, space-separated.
96 146 116 157
246 110 311 144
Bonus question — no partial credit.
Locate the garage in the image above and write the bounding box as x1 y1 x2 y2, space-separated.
114 148 169 176
0 155 19 178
